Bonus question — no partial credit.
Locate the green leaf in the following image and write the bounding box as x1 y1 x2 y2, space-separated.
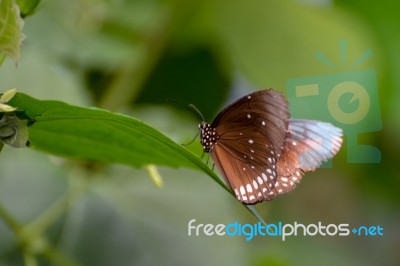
8 93 267 222
16 0 41 18
8 92 229 191
0 0 24 62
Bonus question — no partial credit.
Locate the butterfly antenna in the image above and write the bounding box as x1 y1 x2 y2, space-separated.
164 99 205 122
188 104 205 121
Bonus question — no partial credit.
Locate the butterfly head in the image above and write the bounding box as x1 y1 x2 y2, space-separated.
199 122 219 153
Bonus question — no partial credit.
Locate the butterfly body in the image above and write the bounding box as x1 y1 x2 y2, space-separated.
199 89 342 205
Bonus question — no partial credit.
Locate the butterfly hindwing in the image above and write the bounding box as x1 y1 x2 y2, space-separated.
275 134 305 195
274 119 343 196
288 119 343 169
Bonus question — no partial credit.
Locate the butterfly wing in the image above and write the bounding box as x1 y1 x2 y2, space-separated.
289 119 343 169
204 89 343 204
209 89 290 204
211 129 279 204
211 89 290 156
274 119 343 195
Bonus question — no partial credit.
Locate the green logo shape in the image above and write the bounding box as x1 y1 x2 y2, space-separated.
287 69 381 164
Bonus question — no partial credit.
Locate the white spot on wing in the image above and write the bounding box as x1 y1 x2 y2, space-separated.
262 173 268 181
246 184 253 193
253 180 258 189
240 186 246 195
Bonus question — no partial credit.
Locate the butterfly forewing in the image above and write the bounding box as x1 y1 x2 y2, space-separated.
204 89 289 204
211 128 279 203
211 89 289 155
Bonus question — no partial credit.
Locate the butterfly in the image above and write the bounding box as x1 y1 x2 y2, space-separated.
199 89 343 205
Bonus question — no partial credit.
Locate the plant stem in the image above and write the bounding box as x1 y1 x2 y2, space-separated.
24 177 86 238
0 203 22 233
0 181 84 266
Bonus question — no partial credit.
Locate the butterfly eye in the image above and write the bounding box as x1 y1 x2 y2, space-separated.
199 89 342 205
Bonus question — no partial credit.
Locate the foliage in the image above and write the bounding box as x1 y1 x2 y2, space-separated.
0 0 399 266
0 0 24 62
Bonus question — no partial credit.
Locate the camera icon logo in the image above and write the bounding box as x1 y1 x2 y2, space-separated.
286 40 382 165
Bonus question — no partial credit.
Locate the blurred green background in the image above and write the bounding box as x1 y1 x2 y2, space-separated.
0 0 399 265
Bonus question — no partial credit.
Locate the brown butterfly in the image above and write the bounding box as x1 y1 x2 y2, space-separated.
199 89 342 205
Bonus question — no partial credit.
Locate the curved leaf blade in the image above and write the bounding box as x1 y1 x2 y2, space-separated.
8 92 228 190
